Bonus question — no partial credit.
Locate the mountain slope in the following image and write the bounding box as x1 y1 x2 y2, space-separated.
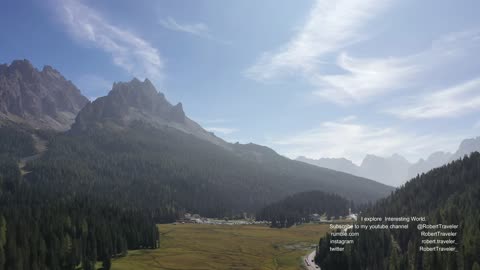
0 59 89 130
232 143 393 204
25 78 394 217
407 151 452 179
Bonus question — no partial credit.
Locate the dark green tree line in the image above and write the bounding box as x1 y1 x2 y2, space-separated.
316 152 480 270
257 190 351 228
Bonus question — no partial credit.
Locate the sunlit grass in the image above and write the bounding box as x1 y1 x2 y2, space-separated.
110 223 329 270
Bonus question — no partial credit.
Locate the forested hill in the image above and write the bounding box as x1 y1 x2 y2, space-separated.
0 123 159 270
28 118 389 218
315 152 480 270
61 77 393 210
257 190 351 228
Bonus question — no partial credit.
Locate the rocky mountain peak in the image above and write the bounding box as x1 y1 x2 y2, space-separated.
390 153 410 163
73 78 185 127
0 59 89 130
72 77 229 148
111 77 158 96
100 78 178 120
455 137 480 158
9 59 35 71
169 102 185 123
41 65 63 79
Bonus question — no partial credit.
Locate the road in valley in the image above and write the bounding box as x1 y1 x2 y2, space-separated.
304 250 320 270
304 224 353 269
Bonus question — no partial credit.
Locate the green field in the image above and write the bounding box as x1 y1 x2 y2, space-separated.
110 223 329 270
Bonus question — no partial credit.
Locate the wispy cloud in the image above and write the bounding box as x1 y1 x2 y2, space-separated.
205 127 238 135
246 0 392 81
246 0 480 108
54 0 164 82
387 78 480 119
312 30 480 104
268 118 465 164
160 17 211 38
159 16 230 44
311 52 419 104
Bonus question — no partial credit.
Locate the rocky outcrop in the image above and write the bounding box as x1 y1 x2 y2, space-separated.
72 78 228 148
0 59 89 130
169 102 186 123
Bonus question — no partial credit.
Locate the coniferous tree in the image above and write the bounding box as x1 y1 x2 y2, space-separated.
315 152 480 270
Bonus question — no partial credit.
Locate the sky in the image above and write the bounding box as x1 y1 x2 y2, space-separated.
1 0 480 164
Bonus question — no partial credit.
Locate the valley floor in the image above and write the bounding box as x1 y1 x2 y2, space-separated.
109 223 329 270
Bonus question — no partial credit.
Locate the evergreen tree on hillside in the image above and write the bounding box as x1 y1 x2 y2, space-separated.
257 190 350 228
0 126 160 269
315 152 480 270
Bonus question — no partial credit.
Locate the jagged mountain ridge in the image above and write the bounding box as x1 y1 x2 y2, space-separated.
297 156 360 176
297 137 480 187
72 78 229 148
297 154 409 187
0 59 89 130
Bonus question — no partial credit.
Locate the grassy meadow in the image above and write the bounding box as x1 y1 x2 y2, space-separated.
109 223 329 270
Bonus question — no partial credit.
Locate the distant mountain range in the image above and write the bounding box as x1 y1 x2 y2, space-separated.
297 137 480 187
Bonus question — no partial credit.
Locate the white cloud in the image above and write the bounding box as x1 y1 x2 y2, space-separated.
312 52 419 104
160 17 211 38
246 0 480 106
55 0 164 82
205 127 238 135
246 0 392 81
159 16 229 44
387 78 480 119
269 118 464 164
311 30 480 104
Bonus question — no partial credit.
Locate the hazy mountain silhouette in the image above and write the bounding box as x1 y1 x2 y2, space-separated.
297 137 480 187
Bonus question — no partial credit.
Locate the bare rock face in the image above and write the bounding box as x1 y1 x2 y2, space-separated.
169 102 186 123
73 78 182 129
72 78 228 148
0 59 89 130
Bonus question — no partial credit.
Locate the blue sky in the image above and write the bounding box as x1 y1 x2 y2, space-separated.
1 0 480 164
